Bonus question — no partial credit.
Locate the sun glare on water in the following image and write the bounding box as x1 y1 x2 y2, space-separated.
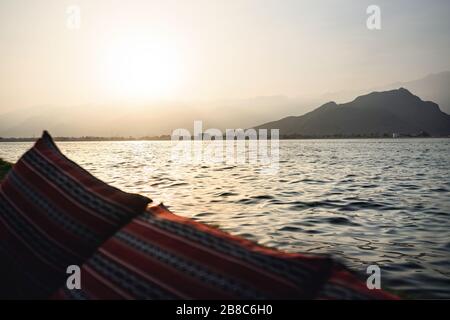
100 36 183 100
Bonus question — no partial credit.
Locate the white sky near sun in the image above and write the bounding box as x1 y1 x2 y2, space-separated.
0 0 449 113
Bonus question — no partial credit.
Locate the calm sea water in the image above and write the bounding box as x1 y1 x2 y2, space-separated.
1 139 449 298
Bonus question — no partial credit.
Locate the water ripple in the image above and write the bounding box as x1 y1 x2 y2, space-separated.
1 138 450 298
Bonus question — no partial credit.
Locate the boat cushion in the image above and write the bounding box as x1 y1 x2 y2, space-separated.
52 204 397 300
0 131 151 299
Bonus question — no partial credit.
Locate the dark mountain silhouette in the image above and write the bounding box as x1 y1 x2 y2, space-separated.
254 88 450 137
1 72 448 138
318 71 450 115
381 71 450 115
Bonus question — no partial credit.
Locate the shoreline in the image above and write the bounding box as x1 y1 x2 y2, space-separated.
1 136 449 142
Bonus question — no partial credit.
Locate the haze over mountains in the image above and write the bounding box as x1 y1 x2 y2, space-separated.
255 88 450 137
0 71 449 138
0 97 310 138
381 71 450 115
322 71 450 115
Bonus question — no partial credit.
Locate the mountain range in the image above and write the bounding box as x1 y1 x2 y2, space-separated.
319 71 450 115
0 71 449 138
254 88 450 137
381 71 450 115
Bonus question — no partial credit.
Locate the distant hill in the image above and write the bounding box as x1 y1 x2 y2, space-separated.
1 72 448 138
382 71 450 115
254 88 450 137
0 96 311 138
317 71 450 115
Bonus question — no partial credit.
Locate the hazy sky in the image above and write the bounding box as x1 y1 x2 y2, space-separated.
1 0 449 113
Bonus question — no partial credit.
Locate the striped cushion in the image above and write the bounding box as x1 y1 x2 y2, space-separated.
0 131 151 299
53 204 397 300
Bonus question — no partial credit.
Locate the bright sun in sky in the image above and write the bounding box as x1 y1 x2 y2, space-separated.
100 36 183 100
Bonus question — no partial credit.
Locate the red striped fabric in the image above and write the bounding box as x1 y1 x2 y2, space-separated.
53 204 398 300
0 131 151 299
